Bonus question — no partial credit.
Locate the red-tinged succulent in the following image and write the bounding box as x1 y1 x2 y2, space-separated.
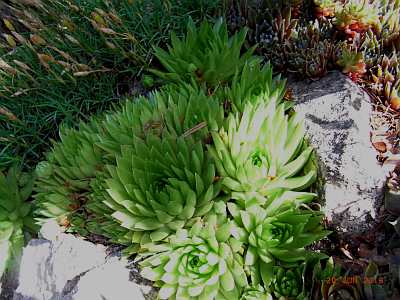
314 0 339 18
389 90 400 110
337 46 367 81
290 0 304 19
335 0 380 40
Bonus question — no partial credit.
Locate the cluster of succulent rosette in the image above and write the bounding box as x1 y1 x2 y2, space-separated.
30 20 332 299
2 20 332 299
313 0 400 108
227 0 400 111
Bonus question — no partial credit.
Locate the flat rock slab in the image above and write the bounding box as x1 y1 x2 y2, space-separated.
289 71 392 234
4 221 155 300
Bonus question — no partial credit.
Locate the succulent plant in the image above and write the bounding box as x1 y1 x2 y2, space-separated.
155 84 225 138
0 166 37 278
98 84 225 156
368 53 400 110
335 0 381 36
240 284 272 300
337 46 367 81
34 83 226 242
208 97 317 202
151 18 258 90
34 120 104 235
257 13 339 79
100 133 222 251
228 203 329 286
24 12 334 300
358 29 384 66
269 264 307 299
139 204 247 299
379 0 400 50
286 19 338 78
269 10 298 45
218 61 287 113
255 10 297 72
314 0 339 18
96 95 162 156
245 207 328 262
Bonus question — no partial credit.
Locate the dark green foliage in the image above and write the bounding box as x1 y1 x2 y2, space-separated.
34 119 104 235
0 165 37 278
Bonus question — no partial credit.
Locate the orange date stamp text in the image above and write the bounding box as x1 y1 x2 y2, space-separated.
325 276 385 285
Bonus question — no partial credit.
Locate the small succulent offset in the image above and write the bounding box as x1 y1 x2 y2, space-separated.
139 205 247 299
0 166 37 278
242 207 328 264
270 264 308 299
209 97 316 202
337 46 367 81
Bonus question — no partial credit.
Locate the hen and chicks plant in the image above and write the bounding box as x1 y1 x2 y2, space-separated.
209 99 317 202
140 204 247 299
151 18 257 90
0 166 37 278
102 134 222 251
31 19 330 299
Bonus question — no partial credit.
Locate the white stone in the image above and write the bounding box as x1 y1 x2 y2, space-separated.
15 240 53 300
289 71 392 233
69 257 145 300
11 222 151 300
39 219 63 241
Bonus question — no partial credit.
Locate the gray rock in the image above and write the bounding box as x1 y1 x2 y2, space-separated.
289 71 392 234
0 268 19 300
10 221 153 300
63 257 146 300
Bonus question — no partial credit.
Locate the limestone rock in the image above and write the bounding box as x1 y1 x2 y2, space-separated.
9 221 154 300
289 71 392 234
64 257 146 300
0 267 19 300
